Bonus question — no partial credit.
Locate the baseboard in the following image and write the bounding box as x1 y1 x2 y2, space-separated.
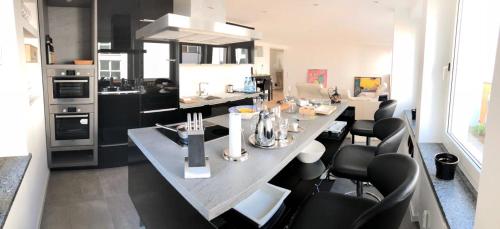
37 170 50 228
409 202 420 222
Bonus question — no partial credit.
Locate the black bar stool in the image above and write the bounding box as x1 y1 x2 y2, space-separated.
290 153 419 229
331 118 406 199
350 100 397 145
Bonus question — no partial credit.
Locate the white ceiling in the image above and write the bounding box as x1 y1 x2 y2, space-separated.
225 0 414 46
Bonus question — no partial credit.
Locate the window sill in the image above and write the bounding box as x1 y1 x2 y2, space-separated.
404 110 477 229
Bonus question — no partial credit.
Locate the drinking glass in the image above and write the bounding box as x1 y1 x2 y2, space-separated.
278 118 289 140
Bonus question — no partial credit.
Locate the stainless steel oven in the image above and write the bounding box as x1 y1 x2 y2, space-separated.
48 68 95 104
49 104 95 147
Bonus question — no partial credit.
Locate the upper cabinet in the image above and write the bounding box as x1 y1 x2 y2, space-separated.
138 0 173 29
40 0 96 65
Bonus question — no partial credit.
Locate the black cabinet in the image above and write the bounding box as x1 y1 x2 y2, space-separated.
140 109 182 127
98 94 140 146
137 0 173 29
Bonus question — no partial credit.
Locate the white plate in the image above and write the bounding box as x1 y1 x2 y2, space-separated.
234 183 291 227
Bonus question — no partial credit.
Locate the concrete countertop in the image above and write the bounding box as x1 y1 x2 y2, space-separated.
128 103 348 220
179 92 262 109
0 155 31 227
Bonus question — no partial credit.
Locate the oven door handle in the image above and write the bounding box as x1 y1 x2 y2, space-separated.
55 114 89 118
53 80 89 83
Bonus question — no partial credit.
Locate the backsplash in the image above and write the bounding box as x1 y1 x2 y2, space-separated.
179 64 253 97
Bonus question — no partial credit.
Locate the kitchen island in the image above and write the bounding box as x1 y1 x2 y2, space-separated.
128 103 348 228
179 92 262 109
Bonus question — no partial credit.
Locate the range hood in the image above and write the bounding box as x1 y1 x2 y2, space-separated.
136 0 262 45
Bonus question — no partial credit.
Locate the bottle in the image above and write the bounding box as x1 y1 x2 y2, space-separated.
45 35 55 64
252 78 257 92
244 77 251 93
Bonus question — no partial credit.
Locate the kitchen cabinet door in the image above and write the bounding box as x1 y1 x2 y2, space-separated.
138 0 173 29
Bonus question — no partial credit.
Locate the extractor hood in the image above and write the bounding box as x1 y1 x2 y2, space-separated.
136 0 262 45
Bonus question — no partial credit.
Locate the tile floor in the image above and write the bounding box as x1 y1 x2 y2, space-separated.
41 166 139 229
41 135 417 229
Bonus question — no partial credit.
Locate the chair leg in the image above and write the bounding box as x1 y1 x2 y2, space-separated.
352 134 355 144
366 137 371 146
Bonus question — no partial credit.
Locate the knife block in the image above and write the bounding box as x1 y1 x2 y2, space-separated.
184 128 211 179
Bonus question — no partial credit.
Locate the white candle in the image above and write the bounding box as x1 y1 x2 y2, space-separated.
229 112 242 158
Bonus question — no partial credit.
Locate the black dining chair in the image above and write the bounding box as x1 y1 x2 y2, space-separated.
351 100 397 145
331 118 406 199
291 153 419 229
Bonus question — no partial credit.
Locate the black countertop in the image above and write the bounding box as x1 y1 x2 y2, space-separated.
0 155 31 227
404 110 476 229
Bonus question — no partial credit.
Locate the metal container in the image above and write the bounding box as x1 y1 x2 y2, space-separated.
226 84 234 93
254 110 275 147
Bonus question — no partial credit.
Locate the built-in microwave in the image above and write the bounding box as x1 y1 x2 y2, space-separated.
49 104 95 147
47 68 95 104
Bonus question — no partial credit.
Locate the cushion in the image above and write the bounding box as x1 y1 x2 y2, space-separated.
351 120 375 137
291 192 377 229
331 145 377 180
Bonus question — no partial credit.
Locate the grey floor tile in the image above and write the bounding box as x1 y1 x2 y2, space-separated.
41 205 71 229
105 193 140 229
68 200 114 229
98 167 128 197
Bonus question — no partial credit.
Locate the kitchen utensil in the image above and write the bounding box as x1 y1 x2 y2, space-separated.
185 112 210 179
254 110 275 147
155 123 189 140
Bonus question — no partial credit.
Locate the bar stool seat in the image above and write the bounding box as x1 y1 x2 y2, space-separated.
332 145 377 180
350 120 375 137
291 192 377 229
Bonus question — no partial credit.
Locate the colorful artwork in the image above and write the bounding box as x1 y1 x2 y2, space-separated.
354 77 381 96
307 69 328 88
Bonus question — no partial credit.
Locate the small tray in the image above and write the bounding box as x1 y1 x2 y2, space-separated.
248 134 294 149
288 126 304 133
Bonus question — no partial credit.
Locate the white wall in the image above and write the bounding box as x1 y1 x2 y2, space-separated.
179 64 252 97
475 30 500 229
282 41 393 97
391 1 427 117
0 0 49 228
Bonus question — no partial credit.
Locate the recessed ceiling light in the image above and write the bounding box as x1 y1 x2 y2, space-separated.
373 1 379 3
261 10 268 13
313 3 319 6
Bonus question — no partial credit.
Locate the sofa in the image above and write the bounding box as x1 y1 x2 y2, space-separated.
295 83 381 120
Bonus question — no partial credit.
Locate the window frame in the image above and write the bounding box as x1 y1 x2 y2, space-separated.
444 0 481 189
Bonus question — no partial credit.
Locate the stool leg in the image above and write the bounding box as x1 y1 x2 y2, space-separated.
356 181 363 197
352 134 355 144
366 137 371 146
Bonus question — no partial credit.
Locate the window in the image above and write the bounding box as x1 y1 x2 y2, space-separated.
447 0 500 166
97 43 128 79
211 47 227 64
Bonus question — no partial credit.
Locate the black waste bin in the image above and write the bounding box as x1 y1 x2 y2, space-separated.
435 153 459 180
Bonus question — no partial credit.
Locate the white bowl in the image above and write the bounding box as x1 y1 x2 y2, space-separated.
297 140 326 163
234 183 290 227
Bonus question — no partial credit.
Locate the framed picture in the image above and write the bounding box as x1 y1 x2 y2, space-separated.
354 77 381 96
307 69 328 88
